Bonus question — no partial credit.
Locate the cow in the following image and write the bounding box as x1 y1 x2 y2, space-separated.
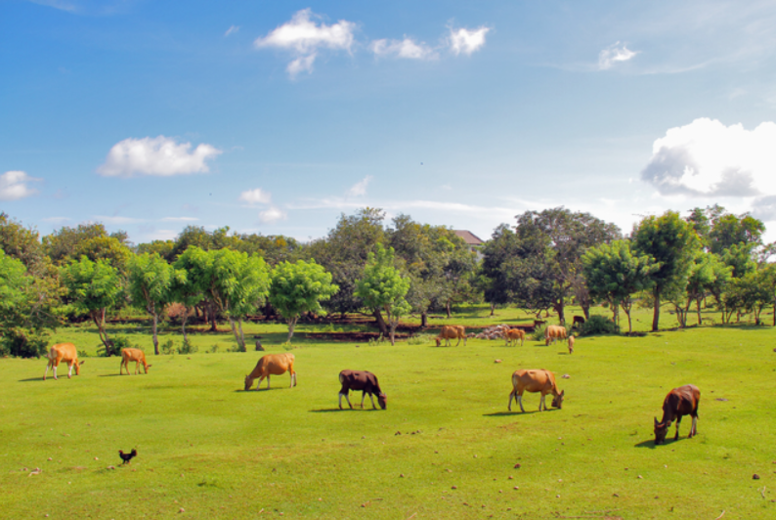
654 384 700 445
244 353 297 391
435 325 467 347
572 316 585 328
120 348 151 375
338 370 387 410
508 369 564 412
568 335 575 354
545 325 567 346
505 328 525 347
43 343 84 381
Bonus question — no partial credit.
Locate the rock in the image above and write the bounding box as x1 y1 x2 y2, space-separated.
395 431 401 435
513 486 519 490
514 463 521 469
753 474 761 480
494 359 502 364
562 374 570 379
613 493 619 497
451 485 457 490
178 508 185 513
399 474 405 478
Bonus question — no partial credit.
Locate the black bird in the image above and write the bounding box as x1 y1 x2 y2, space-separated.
119 449 137 465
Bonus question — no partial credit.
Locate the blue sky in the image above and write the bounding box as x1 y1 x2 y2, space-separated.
3 0 776 244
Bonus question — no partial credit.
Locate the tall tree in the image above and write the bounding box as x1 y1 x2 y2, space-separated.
269 260 339 342
581 240 658 333
356 244 411 345
633 211 701 332
126 253 177 354
44 222 131 271
60 256 123 355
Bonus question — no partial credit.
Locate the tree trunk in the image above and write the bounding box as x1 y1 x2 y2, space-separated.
208 301 218 332
420 312 427 328
582 304 590 321
490 303 495 316
181 310 189 344
228 317 245 352
555 294 566 326
623 304 633 333
287 316 298 342
372 308 388 337
90 308 113 355
238 319 245 347
389 319 397 346
446 301 452 319
651 287 660 332
152 312 159 355
696 298 703 326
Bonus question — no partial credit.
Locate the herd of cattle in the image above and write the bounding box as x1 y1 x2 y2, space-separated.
41 328 701 444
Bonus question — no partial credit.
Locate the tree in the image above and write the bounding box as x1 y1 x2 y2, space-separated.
169 251 206 342
60 256 123 355
44 222 132 271
633 211 701 331
356 244 411 345
0 212 46 274
126 253 177 354
581 240 658 333
514 208 621 324
269 260 339 342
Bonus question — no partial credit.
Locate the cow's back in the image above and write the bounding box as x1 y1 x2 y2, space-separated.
264 353 294 375
121 348 145 362
513 369 552 393
50 343 77 362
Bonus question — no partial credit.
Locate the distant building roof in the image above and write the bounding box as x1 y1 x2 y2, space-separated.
453 230 485 246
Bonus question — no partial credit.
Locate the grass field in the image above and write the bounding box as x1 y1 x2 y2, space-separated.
2 306 775 519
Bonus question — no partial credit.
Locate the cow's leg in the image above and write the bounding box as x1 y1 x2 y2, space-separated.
518 394 526 413
44 361 51 381
508 390 515 411
266 375 271 389
345 392 353 409
256 376 266 390
368 393 377 409
289 371 296 388
674 417 682 440
690 415 698 437
135 361 140 375
539 394 546 411
53 360 59 380
67 361 74 379
360 391 366 408
338 392 345 410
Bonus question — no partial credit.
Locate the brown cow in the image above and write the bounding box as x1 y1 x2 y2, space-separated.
244 353 297 391
654 384 700 445
545 325 567 346
572 315 585 328
505 328 525 347
120 348 152 375
338 370 386 410
435 325 467 347
508 369 564 412
568 335 575 354
43 343 84 380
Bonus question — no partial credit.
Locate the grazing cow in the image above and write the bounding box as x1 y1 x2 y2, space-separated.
508 369 564 412
435 325 467 347
568 335 575 354
572 316 585 328
338 370 387 410
244 353 297 391
544 325 567 346
654 384 700 445
120 348 152 375
504 328 525 347
44 343 84 381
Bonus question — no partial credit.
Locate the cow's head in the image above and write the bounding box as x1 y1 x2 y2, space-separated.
551 390 564 409
378 393 387 410
435 338 441 347
143 364 152 374
75 360 85 376
244 375 254 391
654 417 668 445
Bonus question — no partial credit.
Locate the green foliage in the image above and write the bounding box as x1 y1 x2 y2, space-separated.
126 252 177 354
100 335 139 357
270 259 339 342
531 323 548 342
406 333 434 345
161 339 175 355
43 222 131 271
177 339 197 354
579 315 618 336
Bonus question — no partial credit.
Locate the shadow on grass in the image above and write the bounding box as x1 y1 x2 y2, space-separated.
309 407 381 413
18 378 44 382
235 387 289 392
98 374 122 377
482 410 555 417
634 439 657 449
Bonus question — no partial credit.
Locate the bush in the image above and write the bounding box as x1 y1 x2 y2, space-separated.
579 315 618 336
209 344 220 354
407 333 434 345
161 339 175 355
0 331 49 358
531 324 547 342
99 336 139 357
177 339 197 355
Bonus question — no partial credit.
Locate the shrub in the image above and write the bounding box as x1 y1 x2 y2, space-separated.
407 334 434 345
209 344 220 354
531 324 547 342
99 336 139 357
161 339 175 355
0 331 49 358
177 339 197 354
579 315 618 336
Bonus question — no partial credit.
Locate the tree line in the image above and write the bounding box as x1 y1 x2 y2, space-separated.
1 204 773 358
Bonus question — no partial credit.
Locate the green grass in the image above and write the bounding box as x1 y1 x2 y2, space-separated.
2 308 775 519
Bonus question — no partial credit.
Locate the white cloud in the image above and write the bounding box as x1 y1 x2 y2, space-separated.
161 217 199 222
0 171 39 201
371 38 437 60
347 176 373 197
449 26 490 56
92 215 144 225
259 206 287 223
224 25 239 37
239 188 272 205
97 136 222 177
598 42 638 70
641 118 776 198
41 216 71 224
254 8 355 77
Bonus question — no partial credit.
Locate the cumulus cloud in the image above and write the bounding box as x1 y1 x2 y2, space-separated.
449 26 490 55
0 171 39 201
224 25 239 37
347 176 373 197
598 42 638 70
259 206 287 223
239 188 272 205
641 118 776 198
371 38 437 60
254 8 355 77
97 136 222 177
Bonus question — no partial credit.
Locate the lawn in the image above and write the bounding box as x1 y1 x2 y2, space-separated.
1 307 775 519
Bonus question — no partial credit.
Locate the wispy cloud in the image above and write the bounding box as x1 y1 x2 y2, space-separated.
371 38 437 60
41 216 71 224
224 25 239 37
598 41 638 70
0 171 39 201
347 176 373 197
254 8 355 78
239 188 272 205
92 215 144 225
97 136 222 177
161 217 199 222
449 26 490 56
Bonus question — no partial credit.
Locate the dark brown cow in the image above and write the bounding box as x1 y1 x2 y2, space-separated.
338 370 386 410
654 384 700 445
572 316 585 328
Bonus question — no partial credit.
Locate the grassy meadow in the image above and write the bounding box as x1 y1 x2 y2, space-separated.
2 305 775 519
